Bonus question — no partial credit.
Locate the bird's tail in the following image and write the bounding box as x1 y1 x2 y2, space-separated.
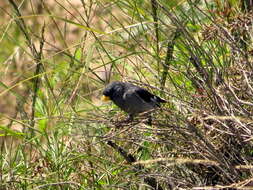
153 96 167 108
154 95 166 103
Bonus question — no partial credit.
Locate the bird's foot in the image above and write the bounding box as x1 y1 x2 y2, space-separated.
125 115 134 122
147 115 152 125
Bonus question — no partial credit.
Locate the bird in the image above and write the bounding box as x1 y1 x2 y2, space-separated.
101 81 166 120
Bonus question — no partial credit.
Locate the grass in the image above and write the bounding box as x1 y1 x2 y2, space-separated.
0 0 253 189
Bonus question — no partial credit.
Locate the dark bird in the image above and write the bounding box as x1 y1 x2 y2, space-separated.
101 81 166 120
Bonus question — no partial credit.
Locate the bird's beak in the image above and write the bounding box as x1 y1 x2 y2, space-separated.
101 95 111 102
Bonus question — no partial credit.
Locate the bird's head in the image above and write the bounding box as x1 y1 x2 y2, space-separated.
101 81 124 102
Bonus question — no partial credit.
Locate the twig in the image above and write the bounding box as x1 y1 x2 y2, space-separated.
107 140 165 190
8 0 46 136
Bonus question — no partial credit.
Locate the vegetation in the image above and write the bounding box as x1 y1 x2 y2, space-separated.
0 0 253 189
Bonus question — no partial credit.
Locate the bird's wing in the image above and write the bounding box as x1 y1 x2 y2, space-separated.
123 85 166 104
134 88 155 103
123 86 154 102
135 87 167 103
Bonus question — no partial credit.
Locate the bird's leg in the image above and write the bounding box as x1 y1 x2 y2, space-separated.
147 114 152 125
125 114 134 122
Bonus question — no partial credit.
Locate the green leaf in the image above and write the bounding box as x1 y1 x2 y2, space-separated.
49 15 107 35
0 125 25 137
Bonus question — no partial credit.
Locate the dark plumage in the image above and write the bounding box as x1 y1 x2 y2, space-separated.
102 81 166 119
